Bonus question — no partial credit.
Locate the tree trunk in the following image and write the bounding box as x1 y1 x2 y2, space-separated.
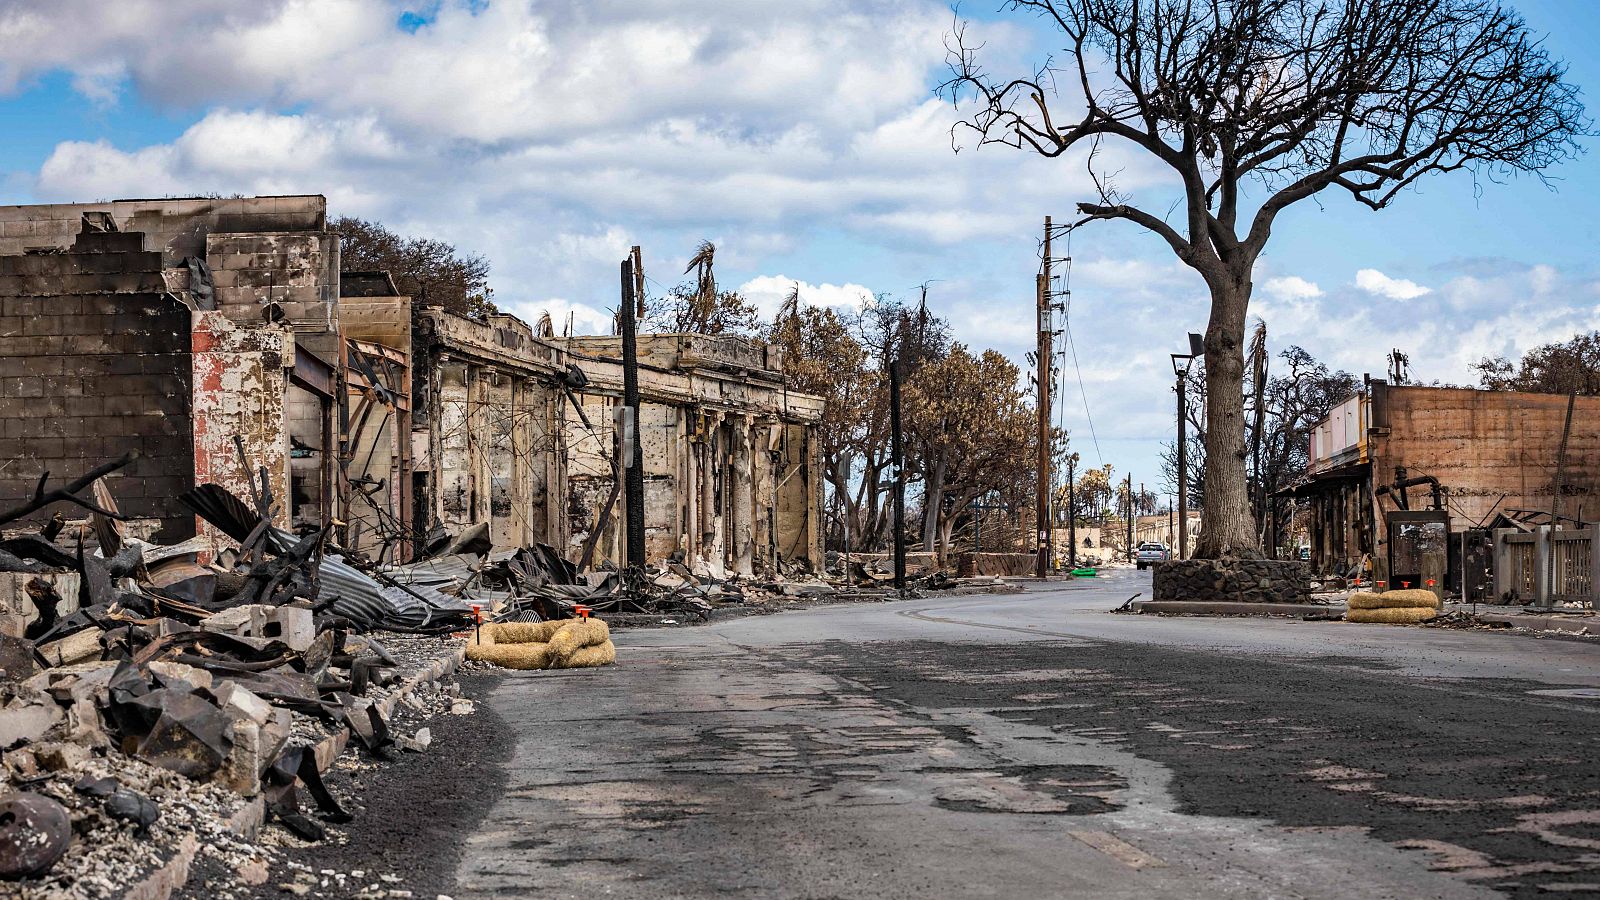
921 458 947 555
938 508 958 558
1194 277 1261 559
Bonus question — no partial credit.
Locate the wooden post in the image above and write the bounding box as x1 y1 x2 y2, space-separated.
1035 217 1052 578
620 259 646 570
889 357 906 592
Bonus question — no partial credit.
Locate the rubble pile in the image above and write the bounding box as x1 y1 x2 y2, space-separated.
0 458 481 890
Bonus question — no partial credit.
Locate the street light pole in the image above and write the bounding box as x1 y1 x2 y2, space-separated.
1176 373 1188 561
1171 332 1204 561
1066 454 1077 569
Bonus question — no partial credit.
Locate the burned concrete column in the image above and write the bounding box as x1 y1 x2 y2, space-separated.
703 414 724 569
485 371 515 547
543 384 567 548
680 410 698 561
805 425 823 567
752 420 776 573
731 415 755 577
432 355 467 525
511 377 546 548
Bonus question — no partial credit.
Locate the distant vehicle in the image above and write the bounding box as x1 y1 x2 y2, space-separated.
1298 547 1311 561
1135 542 1171 570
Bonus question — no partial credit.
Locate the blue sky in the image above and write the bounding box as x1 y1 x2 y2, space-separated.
2 0 1597 496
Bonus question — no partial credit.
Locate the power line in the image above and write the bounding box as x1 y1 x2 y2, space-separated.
1053 224 1103 469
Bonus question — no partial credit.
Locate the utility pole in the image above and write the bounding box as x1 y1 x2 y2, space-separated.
1066 454 1077 568
889 356 907 592
630 245 646 320
1125 473 1134 562
1035 216 1052 578
620 257 646 570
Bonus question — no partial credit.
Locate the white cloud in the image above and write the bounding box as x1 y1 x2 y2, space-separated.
506 297 615 339
1355 268 1432 300
1262 275 1322 301
738 275 874 318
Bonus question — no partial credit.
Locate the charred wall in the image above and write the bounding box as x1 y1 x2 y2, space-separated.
1374 386 1600 528
0 231 196 540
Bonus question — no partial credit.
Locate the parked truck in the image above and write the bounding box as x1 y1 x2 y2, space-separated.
1135 542 1171 570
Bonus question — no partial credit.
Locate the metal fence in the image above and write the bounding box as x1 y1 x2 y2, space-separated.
1493 526 1599 607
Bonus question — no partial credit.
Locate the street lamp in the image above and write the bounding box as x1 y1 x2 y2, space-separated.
1170 332 1203 560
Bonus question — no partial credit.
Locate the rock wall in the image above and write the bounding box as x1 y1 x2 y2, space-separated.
954 552 1036 577
1153 558 1312 604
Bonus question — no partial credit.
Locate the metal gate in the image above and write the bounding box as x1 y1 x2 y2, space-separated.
1493 526 1599 608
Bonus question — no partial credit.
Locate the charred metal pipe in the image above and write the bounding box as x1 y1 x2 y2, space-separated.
1374 466 1443 510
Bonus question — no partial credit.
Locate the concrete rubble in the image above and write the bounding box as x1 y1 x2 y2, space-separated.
0 453 497 891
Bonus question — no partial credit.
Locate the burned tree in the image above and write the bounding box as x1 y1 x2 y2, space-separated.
646 241 763 336
1476 331 1600 395
944 0 1586 558
331 216 495 319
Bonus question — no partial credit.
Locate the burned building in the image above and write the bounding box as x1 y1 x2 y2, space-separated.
559 333 824 577
0 196 342 546
0 194 824 588
411 308 570 552
1285 380 1600 592
411 315 826 576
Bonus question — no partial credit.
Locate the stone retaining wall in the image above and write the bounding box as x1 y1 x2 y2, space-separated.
1153 558 1311 605
953 552 1036 577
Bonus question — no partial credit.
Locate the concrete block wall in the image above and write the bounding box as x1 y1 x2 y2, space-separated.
0 242 196 540
207 232 337 335
0 196 326 265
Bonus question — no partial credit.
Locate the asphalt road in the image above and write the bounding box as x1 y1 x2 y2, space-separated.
453 570 1600 899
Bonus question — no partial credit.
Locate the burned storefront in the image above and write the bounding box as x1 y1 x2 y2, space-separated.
559 333 824 578
1283 380 1600 597
410 315 826 577
410 308 570 554
0 194 828 886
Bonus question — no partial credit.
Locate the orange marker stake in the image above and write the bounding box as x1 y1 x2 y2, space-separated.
472 604 482 645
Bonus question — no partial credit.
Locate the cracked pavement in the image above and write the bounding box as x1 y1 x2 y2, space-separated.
453 571 1600 898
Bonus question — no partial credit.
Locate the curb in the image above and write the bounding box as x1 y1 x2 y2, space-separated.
1132 600 1345 617
1474 613 1600 636
118 640 468 900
